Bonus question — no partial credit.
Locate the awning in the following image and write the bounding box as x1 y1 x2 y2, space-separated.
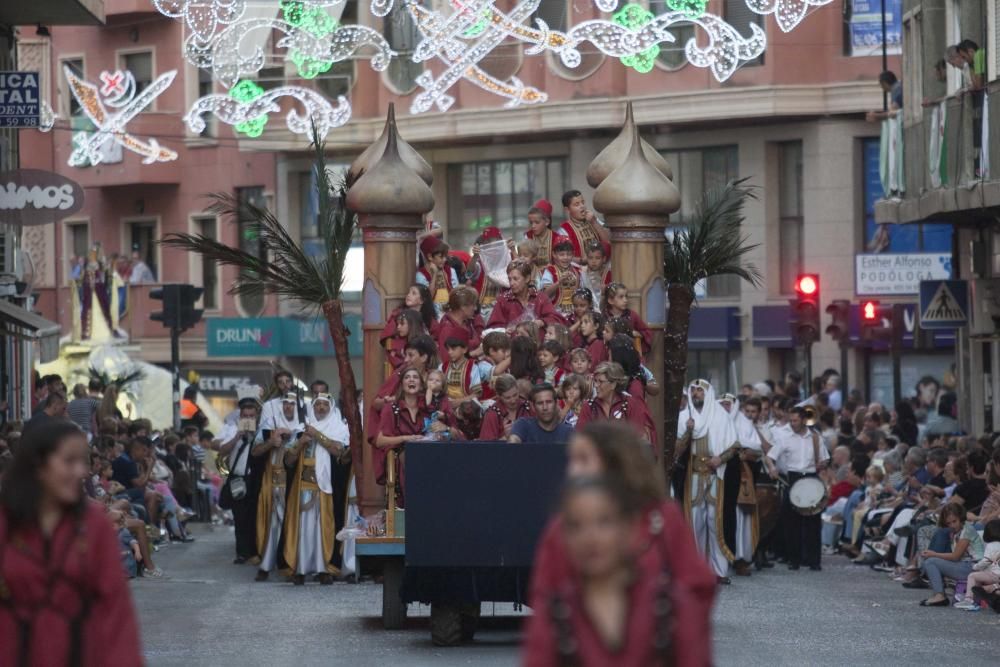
688 306 740 350
0 0 104 25
0 299 60 363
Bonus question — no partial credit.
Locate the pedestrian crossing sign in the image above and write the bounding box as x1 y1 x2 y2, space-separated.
919 280 967 329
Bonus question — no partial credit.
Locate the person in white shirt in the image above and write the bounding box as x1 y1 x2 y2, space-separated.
765 406 830 571
215 395 262 564
732 397 765 576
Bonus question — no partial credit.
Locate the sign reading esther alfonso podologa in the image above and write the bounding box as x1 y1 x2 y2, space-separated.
0 72 40 127
855 253 952 296
0 170 86 226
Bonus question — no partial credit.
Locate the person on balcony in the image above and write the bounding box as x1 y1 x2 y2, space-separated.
866 71 902 122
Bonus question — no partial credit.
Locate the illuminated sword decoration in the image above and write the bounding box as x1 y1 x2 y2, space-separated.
63 67 178 167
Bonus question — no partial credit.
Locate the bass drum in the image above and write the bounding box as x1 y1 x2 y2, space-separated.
754 480 782 541
789 477 828 516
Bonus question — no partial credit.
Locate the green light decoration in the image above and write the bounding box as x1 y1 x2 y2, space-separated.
462 7 491 38
281 0 340 79
666 0 708 20
612 4 658 74
228 80 268 137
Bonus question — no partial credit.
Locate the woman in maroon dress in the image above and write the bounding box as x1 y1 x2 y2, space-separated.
523 422 717 667
0 421 142 667
374 368 429 507
577 362 657 448
487 259 563 333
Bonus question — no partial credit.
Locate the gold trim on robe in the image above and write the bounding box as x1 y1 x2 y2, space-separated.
256 448 288 574
682 434 736 564
283 451 339 575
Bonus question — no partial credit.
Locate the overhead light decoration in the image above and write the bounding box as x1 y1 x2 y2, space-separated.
746 0 834 33
153 0 246 44
64 67 178 167
131 0 824 142
185 82 352 140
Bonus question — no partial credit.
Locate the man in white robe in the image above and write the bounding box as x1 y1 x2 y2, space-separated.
254 393 302 581
676 379 741 583
283 394 349 585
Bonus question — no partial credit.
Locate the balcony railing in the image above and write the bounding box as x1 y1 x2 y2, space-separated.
875 80 1000 224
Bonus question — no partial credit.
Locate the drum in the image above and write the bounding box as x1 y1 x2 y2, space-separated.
754 481 782 541
788 477 828 516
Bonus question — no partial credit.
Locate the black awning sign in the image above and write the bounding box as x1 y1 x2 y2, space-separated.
0 169 85 226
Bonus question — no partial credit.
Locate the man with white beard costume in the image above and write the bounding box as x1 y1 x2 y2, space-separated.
675 379 741 584
283 393 349 585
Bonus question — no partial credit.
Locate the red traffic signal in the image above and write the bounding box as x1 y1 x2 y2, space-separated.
795 274 819 296
862 300 879 322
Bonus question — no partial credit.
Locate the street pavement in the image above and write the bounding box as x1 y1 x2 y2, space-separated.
133 524 1000 666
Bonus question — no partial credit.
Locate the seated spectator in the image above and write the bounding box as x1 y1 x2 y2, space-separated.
918 503 985 606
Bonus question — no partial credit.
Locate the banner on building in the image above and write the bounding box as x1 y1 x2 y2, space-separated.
847 0 902 57
855 253 952 296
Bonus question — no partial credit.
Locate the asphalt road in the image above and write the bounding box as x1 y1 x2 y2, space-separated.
133 524 1000 666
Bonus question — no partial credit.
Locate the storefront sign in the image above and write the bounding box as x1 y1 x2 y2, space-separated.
207 314 362 357
0 72 40 127
855 253 952 296
0 169 85 226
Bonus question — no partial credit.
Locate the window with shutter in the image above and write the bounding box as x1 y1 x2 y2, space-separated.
724 0 765 67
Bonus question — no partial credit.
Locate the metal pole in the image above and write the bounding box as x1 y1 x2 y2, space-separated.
891 304 903 404
881 0 888 112
805 342 813 391
840 343 849 401
172 286 181 430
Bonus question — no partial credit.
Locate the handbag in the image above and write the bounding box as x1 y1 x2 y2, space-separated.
219 436 252 510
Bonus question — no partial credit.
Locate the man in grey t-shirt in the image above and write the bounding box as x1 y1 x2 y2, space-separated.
67 379 102 435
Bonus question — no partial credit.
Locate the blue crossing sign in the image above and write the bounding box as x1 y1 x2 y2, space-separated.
919 280 968 329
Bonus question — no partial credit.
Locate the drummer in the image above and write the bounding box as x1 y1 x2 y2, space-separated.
764 406 829 572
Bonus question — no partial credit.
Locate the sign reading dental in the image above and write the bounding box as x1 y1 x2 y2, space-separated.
207 315 362 357
0 170 86 227
855 253 952 296
0 72 40 127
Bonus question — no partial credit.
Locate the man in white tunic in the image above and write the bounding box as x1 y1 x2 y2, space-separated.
676 379 741 584
283 393 349 585
254 393 302 581
732 397 765 576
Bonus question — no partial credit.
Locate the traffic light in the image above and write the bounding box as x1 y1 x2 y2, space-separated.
149 284 204 332
149 284 180 329
790 273 821 345
860 300 892 344
825 299 851 344
178 284 204 331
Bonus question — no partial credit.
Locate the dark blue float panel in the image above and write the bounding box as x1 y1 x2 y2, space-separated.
404 441 566 568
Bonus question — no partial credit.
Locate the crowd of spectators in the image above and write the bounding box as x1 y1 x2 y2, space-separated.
748 369 1000 613
0 372 216 580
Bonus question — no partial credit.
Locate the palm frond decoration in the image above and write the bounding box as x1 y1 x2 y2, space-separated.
663 177 762 290
89 365 145 392
662 179 761 474
159 122 365 502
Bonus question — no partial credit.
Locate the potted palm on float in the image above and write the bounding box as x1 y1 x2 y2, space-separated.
661 179 761 476
161 130 363 463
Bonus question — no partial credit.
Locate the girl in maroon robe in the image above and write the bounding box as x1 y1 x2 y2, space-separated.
602 282 653 356
523 422 716 667
478 374 533 441
435 285 484 362
0 421 142 667
487 259 564 333
577 362 657 449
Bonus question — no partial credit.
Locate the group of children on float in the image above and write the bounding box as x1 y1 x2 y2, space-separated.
366 190 660 499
